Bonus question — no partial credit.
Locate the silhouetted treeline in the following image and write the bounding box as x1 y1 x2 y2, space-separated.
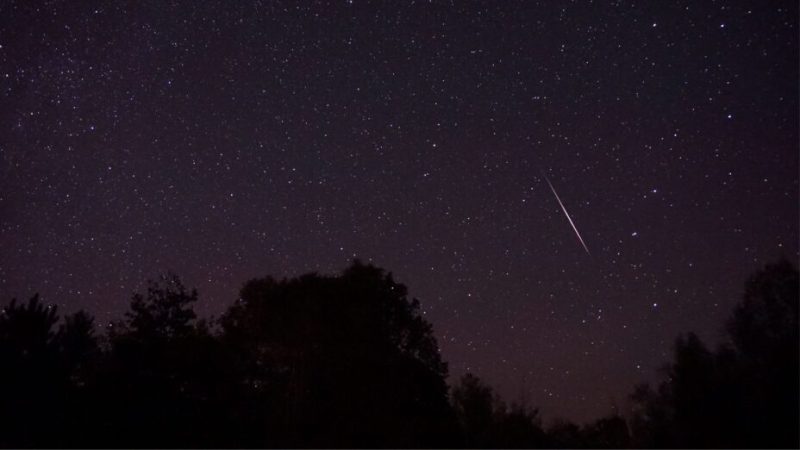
0 259 797 448
628 259 799 448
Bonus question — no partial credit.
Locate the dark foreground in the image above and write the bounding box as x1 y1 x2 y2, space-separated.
0 260 797 448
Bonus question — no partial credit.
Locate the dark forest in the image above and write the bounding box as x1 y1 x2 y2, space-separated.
1 259 796 448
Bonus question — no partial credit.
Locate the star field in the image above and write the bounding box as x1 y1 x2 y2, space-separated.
1 0 797 423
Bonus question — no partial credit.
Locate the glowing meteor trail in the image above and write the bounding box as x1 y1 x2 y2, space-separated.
542 174 591 255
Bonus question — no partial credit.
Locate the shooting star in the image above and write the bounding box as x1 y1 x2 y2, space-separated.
542 173 591 256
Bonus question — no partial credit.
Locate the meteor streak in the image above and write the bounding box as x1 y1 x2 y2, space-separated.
542 174 591 255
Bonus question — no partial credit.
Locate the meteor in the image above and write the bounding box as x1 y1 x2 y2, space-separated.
542 173 591 255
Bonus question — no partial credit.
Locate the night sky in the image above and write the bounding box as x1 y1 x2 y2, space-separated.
1 1 797 423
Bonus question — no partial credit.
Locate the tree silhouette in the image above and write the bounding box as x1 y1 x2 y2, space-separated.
0 295 62 447
122 273 199 340
725 259 799 447
77 274 233 447
0 295 103 447
220 260 458 447
451 373 548 448
0 259 796 448
547 419 587 448
451 373 497 447
629 259 800 448
582 414 631 448
492 401 548 448
57 310 98 374
545 413 631 449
